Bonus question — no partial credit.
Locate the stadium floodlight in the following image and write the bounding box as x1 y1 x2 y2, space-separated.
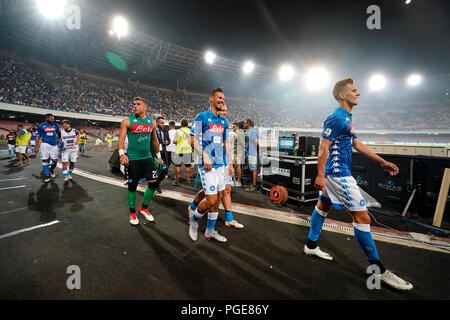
36 0 66 19
204 51 216 64
305 67 330 90
368 74 386 91
243 61 255 74
278 65 295 81
110 16 128 39
407 74 422 86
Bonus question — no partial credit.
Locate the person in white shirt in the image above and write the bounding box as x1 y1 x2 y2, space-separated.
166 121 177 176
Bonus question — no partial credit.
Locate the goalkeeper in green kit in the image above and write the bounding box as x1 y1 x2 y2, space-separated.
118 97 164 225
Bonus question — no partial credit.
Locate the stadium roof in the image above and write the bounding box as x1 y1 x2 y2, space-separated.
0 0 274 95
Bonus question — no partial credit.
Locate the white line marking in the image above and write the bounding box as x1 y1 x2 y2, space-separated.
0 220 61 240
0 185 26 191
0 207 28 216
0 178 26 182
60 165 450 254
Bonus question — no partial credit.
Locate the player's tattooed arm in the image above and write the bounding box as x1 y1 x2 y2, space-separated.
118 118 129 166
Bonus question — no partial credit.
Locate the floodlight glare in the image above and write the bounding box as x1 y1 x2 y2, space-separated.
278 65 295 81
36 0 66 19
306 67 330 90
243 61 255 74
205 51 216 64
407 74 422 86
111 16 128 39
369 74 386 91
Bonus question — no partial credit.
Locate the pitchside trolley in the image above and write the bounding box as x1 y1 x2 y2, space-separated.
261 152 319 206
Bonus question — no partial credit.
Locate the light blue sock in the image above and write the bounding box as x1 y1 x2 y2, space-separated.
307 207 327 241
225 211 234 222
190 200 199 211
207 211 218 230
8 149 11 156
69 165 74 174
42 163 50 177
353 223 380 261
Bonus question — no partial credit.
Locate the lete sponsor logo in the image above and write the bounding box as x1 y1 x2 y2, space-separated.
131 124 153 134
209 124 224 134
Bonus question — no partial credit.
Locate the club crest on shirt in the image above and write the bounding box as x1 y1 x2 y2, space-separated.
324 128 332 136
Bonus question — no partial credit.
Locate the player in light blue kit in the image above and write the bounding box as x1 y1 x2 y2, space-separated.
34 114 61 183
188 88 234 242
304 78 413 291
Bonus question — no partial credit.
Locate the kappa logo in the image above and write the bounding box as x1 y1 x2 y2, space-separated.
346 117 350 122
208 118 212 122
332 168 342 173
331 151 340 155
133 119 137 122
332 162 340 167
324 128 332 136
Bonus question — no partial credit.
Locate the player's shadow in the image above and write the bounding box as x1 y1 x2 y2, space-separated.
61 180 94 211
3 161 24 175
27 182 64 222
136 223 293 299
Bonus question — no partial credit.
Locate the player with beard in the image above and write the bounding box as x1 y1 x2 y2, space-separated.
35 114 61 183
118 97 164 226
188 103 244 229
188 88 234 242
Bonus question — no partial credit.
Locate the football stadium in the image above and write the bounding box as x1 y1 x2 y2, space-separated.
0 0 449 308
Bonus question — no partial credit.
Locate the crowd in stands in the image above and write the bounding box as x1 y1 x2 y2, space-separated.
1 54 449 131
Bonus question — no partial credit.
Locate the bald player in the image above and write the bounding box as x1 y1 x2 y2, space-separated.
188 103 244 229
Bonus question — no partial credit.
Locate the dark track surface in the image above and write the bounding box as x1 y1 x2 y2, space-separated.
0 147 449 299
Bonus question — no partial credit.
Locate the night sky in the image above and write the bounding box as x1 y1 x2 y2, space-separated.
96 0 449 79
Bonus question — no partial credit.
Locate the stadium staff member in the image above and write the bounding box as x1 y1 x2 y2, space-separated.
15 124 31 165
172 118 193 185
78 130 87 156
118 97 164 226
6 130 15 158
35 113 61 183
231 122 245 186
244 119 259 191
106 132 113 149
304 77 413 291
155 116 170 193
166 121 177 173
